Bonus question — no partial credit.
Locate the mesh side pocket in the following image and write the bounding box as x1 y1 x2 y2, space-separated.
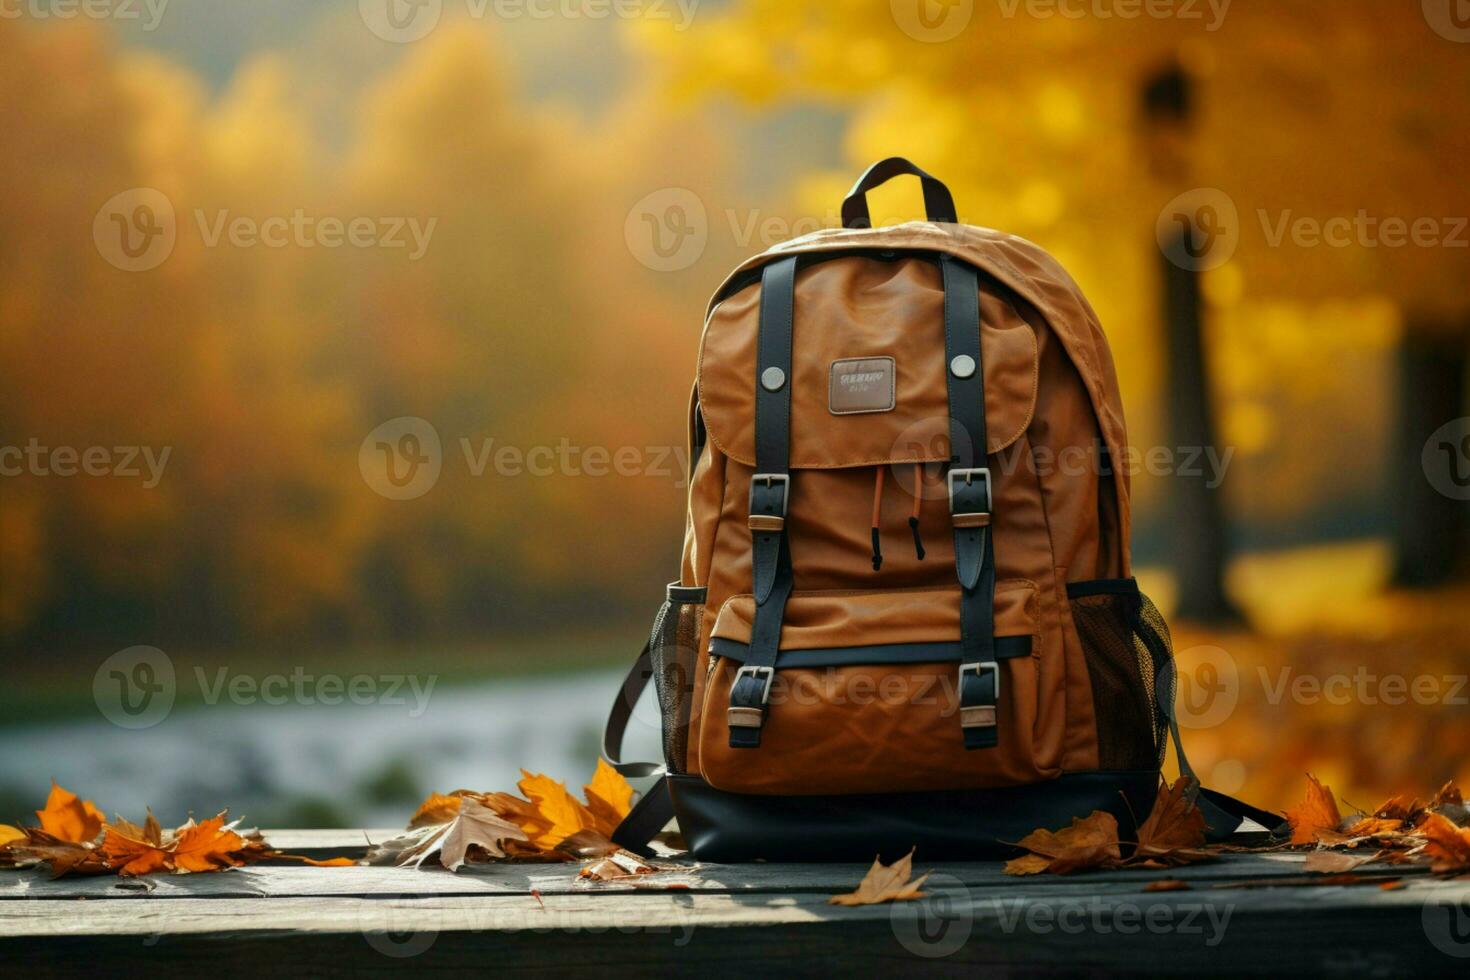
1067 580 1170 771
649 583 704 774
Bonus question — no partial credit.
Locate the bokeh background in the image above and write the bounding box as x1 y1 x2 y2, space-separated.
2 0 1467 829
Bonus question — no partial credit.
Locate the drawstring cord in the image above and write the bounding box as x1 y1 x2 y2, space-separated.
870 466 885 571
908 462 927 560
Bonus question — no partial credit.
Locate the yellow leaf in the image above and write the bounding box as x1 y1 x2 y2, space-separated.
0 825 23 848
37 782 104 844
517 770 596 850
583 760 634 838
409 792 463 829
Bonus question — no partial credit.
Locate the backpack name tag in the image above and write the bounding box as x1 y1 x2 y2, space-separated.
829 357 896 415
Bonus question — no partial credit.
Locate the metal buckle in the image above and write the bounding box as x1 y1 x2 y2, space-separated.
733 664 776 705
959 660 1000 704
749 474 790 518
947 467 992 515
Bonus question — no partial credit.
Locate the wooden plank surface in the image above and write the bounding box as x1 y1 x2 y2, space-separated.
2 831 1467 978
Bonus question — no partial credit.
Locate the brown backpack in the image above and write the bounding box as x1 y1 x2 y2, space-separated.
603 158 1281 861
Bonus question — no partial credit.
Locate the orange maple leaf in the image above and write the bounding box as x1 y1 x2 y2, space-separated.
171 815 249 873
36 782 104 844
99 827 172 876
583 760 634 838
1420 812 1470 874
1285 774 1342 845
516 770 596 850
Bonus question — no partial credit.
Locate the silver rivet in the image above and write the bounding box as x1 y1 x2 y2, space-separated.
950 354 976 379
761 367 786 391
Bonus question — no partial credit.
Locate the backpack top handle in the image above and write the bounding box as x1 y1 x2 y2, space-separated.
841 156 959 229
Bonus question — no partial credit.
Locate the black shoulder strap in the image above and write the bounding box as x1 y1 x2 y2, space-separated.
940 256 1003 750
728 256 798 749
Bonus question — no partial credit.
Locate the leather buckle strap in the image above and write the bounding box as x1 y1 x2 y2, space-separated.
958 660 1000 749
728 665 775 747
748 473 790 531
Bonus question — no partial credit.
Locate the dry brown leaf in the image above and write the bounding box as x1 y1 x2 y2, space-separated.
829 848 931 905
435 799 529 871
1420 811 1470 874
577 849 655 881
1142 879 1192 892
1430 780 1463 808
1369 794 1419 823
1303 850 1382 874
3 829 107 877
557 828 623 859
36 782 104 844
1005 811 1122 876
1285 774 1342 845
1340 816 1403 838
1132 778 1210 867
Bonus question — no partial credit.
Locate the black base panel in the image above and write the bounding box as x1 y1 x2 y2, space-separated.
668 770 1159 863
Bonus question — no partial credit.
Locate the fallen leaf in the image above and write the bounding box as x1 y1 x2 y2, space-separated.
1002 853 1053 876
1369 794 1419 823
0 825 23 848
1132 777 1210 866
98 827 172 876
36 782 104 844
3 829 107 877
1142 879 1191 892
1285 774 1342 845
583 760 635 838
436 799 530 872
517 771 597 850
1420 811 1470 874
1379 880 1406 891
1005 811 1122 876
1339 816 1402 839
577 849 655 881
1430 780 1463 808
829 848 930 905
274 855 359 867
1303 850 1382 874
170 815 250 873
409 793 463 829
557 828 623 859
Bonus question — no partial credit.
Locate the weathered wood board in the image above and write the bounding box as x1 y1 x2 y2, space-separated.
2 831 1466 977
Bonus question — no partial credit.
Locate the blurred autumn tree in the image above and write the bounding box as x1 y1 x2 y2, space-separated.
636 0 1470 600
0 19 697 648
